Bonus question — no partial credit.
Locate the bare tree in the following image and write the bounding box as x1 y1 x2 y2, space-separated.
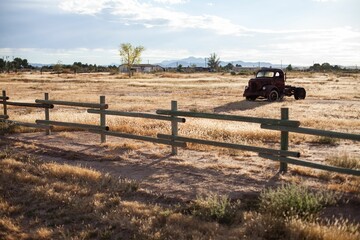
119 43 145 77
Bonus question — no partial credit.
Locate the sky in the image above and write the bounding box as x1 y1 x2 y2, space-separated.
0 0 359 66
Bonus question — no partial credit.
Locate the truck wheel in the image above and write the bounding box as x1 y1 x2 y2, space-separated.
268 90 279 102
246 96 257 101
294 88 306 100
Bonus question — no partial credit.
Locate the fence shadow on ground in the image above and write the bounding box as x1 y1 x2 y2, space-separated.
1 134 277 202
214 99 271 112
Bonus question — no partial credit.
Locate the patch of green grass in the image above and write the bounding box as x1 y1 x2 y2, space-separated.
259 183 340 220
188 193 242 224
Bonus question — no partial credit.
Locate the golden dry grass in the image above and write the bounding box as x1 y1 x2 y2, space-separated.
1 71 360 238
2 71 359 144
0 73 359 173
1 71 359 172
1 151 359 240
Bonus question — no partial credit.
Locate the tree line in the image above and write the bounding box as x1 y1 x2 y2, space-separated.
0 57 119 74
0 57 31 72
46 62 119 74
308 62 344 72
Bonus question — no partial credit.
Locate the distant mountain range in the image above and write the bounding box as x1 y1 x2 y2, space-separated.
157 56 280 68
29 57 358 69
29 58 281 68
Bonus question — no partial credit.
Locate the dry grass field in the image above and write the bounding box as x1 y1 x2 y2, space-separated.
1 71 360 239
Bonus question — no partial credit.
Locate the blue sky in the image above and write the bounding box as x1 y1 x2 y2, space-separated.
0 0 359 66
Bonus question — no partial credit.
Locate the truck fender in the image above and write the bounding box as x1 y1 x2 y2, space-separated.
264 85 279 94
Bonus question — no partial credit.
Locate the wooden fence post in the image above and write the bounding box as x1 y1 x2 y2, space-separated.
280 108 289 172
100 96 106 143
171 100 178 155
2 90 7 116
44 93 51 135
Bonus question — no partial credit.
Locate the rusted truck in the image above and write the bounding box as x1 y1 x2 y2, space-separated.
243 68 306 102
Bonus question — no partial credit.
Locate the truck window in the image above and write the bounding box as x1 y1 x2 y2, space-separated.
257 71 274 78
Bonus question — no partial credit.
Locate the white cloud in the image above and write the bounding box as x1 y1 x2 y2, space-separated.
260 27 360 65
58 0 356 39
143 48 191 62
59 0 108 15
153 0 188 4
3 0 359 66
58 0 249 36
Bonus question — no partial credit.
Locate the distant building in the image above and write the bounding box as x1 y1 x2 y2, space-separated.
119 64 165 73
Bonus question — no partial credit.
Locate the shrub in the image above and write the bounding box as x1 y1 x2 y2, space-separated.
259 183 340 220
189 193 242 224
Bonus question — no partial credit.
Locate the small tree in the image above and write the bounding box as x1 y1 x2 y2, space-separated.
53 60 63 77
286 64 293 71
12 58 23 70
321 62 332 71
21 59 29 68
224 63 234 71
208 53 220 72
119 43 145 77
177 64 183 72
72 62 83 74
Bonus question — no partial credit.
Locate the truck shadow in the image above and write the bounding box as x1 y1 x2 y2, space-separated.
214 99 271 112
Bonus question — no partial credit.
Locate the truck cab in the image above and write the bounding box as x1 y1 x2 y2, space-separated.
243 68 305 101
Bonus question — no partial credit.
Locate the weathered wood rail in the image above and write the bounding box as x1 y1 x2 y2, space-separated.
1 90 359 176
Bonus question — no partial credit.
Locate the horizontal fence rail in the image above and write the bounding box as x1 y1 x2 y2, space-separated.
88 109 186 122
0 115 9 119
157 134 301 158
90 129 187 147
35 99 108 109
6 120 53 130
261 124 360 141
36 120 109 131
156 109 301 127
259 153 360 176
0 96 9 100
1 101 54 109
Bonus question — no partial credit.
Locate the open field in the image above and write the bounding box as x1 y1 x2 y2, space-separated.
1 71 360 239
1 71 360 157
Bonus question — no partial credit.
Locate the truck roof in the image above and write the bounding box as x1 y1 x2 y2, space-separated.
257 68 284 73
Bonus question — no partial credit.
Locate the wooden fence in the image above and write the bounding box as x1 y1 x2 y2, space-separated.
1 90 359 176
